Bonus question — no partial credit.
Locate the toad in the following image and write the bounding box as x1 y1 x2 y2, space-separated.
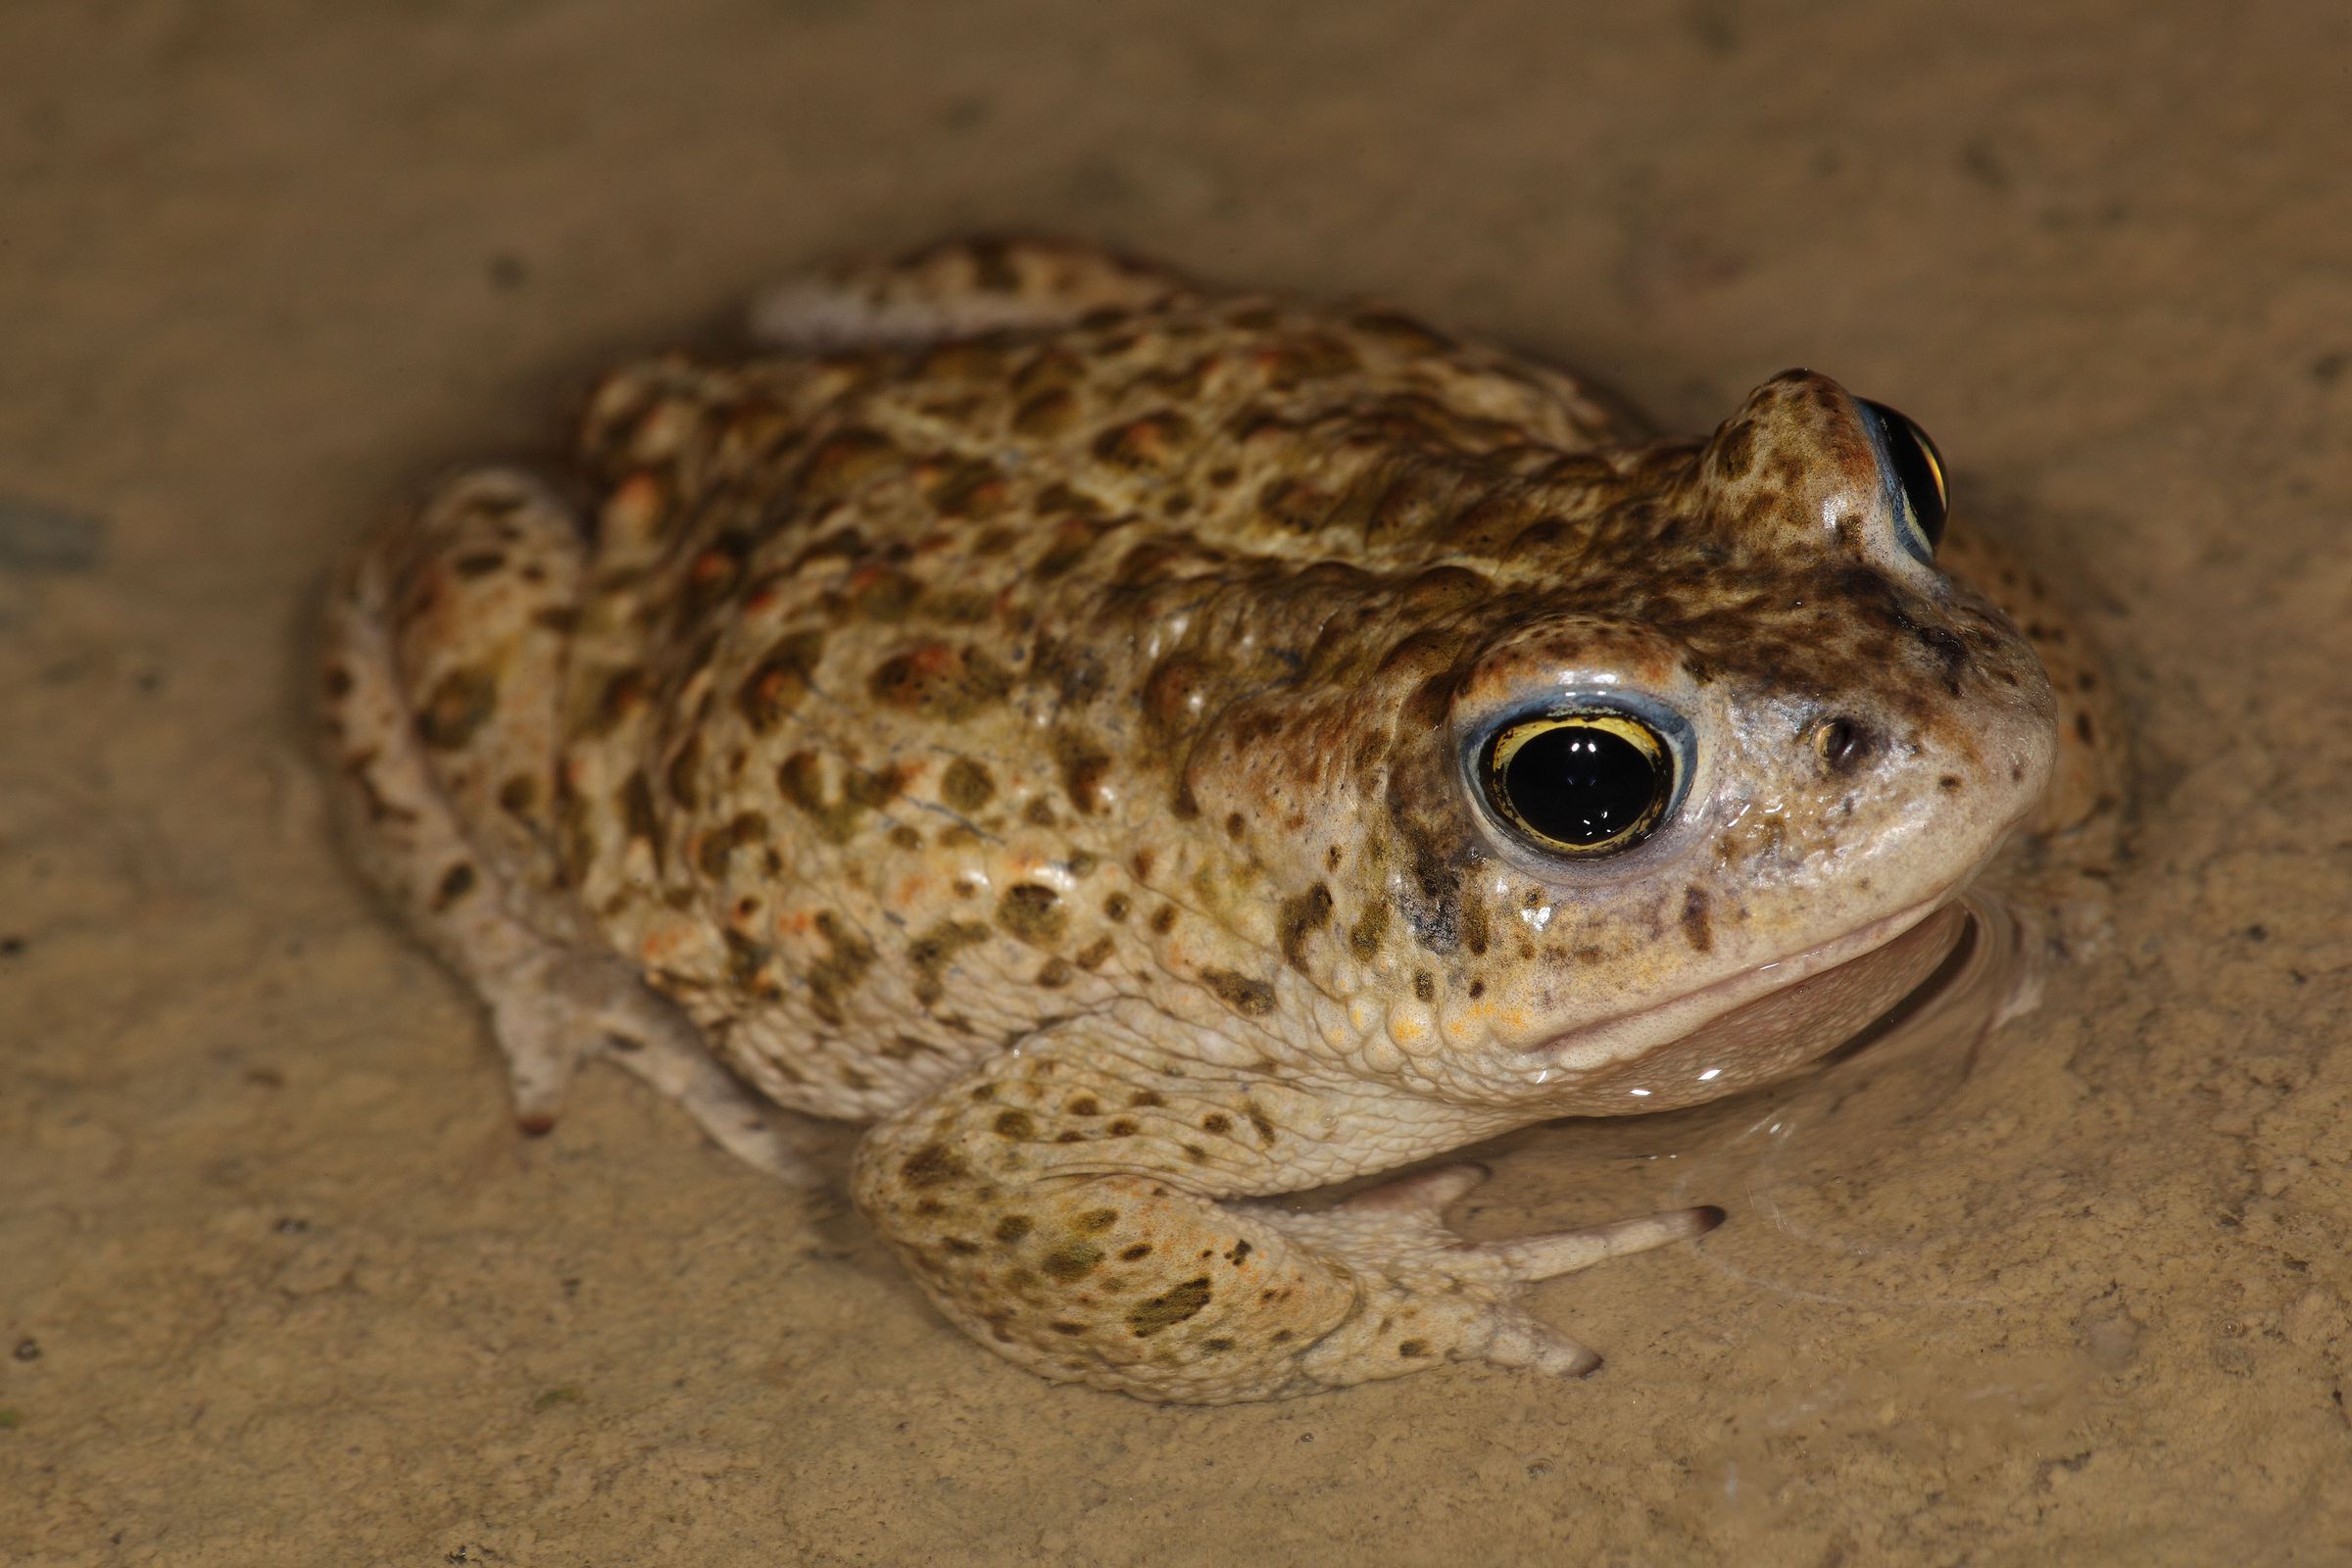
321 238 2111 1401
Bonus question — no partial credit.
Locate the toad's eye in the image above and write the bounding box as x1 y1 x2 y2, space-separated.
1479 711 1678 856
1861 399 1947 563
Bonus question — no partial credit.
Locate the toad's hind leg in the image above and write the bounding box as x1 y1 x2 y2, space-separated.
853 1024 1722 1403
321 471 815 1184
751 235 1193 350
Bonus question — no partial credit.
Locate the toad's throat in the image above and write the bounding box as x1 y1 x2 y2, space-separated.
1532 898 1970 1112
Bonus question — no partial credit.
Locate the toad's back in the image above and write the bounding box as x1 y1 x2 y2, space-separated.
552 290 1686 1120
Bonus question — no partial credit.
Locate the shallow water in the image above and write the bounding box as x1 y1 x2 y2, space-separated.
4 2 2349 1563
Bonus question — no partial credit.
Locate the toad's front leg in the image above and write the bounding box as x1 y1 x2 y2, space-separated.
851 1019 1719 1403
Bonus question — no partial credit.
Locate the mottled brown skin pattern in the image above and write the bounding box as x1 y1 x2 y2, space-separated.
322 238 2089 1401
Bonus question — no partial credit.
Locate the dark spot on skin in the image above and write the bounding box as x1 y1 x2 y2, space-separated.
1348 899 1390 962
1413 971 1436 1004
1938 774 1963 792
1067 1096 1101 1116
940 757 996 811
1460 897 1490 957
1681 886 1713 954
775 751 899 845
806 911 876 1026
723 928 775 995
1277 883 1334 973
901 1143 969 1188
1013 388 1079 437
1075 936 1115 970
1054 730 1113 814
1040 1243 1104 1283
1181 1144 1207 1163
1102 893 1132 922
1713 416 1756 480
431 861 477 911
993 1109 1035 1139
1105 1119 1139 1137
995 1214 1034 1244
943 1237 981 1255
1150 906 1178 936
1201 1337 1235 1352
867 642 1014 721
1396 1339 1431 1358
1226 1240 1253 1264
584 667 648 739
1245 1106 1275 1146
997 883 1068 946
1224 811 1246 840
416 665 498 750
1127 1277 1213 1337
1200 968 1277 1017
1076 1208 1120 1233
1033 522 1104 583
1048 1320 1086 1336
737 630 825 733
1092 411 1195 470
1129 1090 1165 1108
1035 956 1074 988
797 426 905 499
497 774 538 817
2076 711 2096 744
1120 1243 1152 1261
907 919 993 1006
1270 1329 1295 1345
1201 1113 1232 1135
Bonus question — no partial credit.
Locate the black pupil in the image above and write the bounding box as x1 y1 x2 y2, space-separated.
1864 400 1947 551
1497 724 1664 848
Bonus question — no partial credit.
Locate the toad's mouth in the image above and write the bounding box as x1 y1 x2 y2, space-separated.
1530 896 1974 1111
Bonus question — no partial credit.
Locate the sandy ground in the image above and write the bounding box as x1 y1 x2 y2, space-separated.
2 1 2348 1563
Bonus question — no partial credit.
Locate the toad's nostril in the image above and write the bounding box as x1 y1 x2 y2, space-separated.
1814 716 1876 774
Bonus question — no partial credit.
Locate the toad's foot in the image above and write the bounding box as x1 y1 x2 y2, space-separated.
853 1017 1723 1403
1241 1164 1723 1382
485 947 820 1188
